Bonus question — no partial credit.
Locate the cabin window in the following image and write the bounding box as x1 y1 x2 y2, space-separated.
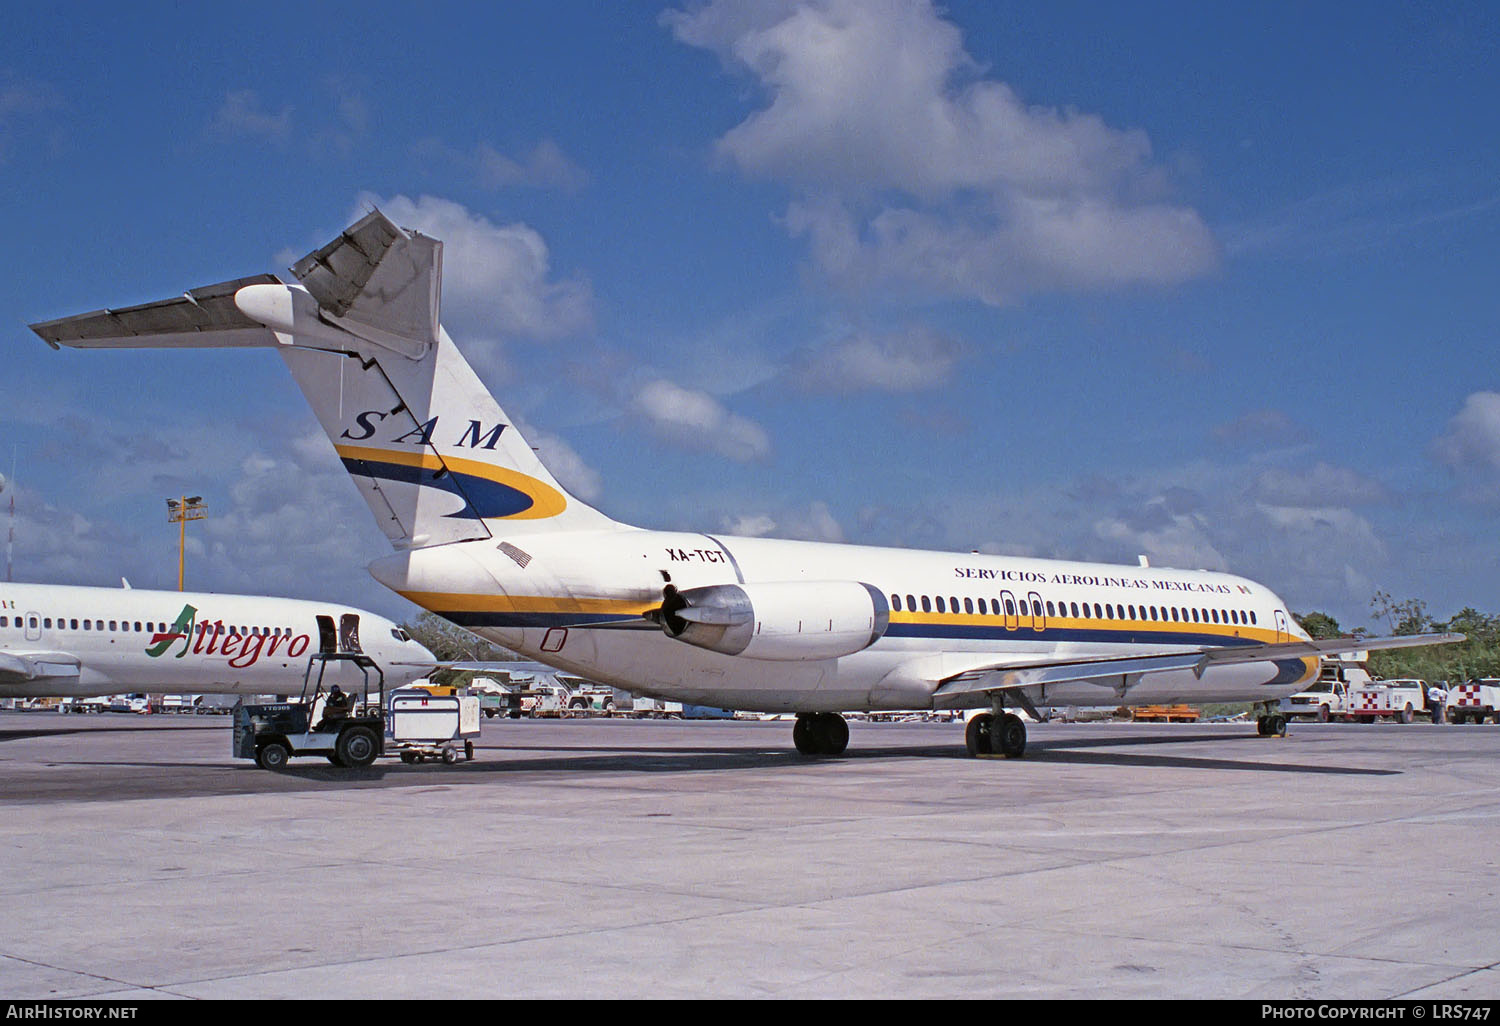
921 596 932 613
1210 609 1219 624
0 617 6 627
890 594 901 612
29 617 38 629
69 619 78 629
906 594 916 612
934 596 945 614
949 596 959 613
1125 605 1134 620
1249 611 1257 625
963 597 973 614
1045 601 1055 617
1005 598 1016 616
44 618 52 629
977 598 987 614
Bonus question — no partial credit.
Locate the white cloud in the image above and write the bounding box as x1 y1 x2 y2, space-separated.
357 193 594 365
667 0 1217 304
722 501 844 542
514 419 605 503
631 379 771 462
1433 391 1500 473
788 325 959 392
1254 462 1389 507
210 90 292 143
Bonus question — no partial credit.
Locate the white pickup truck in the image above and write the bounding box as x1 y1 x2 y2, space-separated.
1447 679 1500 725
1347 678 1433 724
1278 661 1370 722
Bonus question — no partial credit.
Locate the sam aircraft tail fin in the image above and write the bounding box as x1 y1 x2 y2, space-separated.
30 210 614 548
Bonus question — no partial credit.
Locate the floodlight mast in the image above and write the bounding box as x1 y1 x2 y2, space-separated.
166 495 207 591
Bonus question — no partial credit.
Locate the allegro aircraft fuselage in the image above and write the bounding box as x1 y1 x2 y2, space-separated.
0 580 435 699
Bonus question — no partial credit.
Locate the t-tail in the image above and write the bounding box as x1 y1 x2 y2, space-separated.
30 210 614 549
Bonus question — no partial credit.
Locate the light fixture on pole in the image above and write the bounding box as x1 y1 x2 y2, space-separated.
166 495 207 592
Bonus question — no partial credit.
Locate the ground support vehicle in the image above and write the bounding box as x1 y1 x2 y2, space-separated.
628 695 683 719
566 685 619 716
1278 679 1354 722
233 650 386 770
1348 679 1429 724
1448 680 1500 724
57 696 109 714
1130 705 1200 723
388 688 480 765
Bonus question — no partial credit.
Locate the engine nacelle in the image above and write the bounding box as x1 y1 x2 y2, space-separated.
656 580 890 661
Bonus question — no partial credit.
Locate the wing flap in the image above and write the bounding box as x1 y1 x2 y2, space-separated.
931 631 1464 698
935 652 1209 698
0 651 82 684
30 274 281 349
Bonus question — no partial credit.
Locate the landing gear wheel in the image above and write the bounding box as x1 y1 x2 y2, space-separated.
792 713 848 756
793 715 816 755
996 713 1027 758
965 713 993 757
256 741 290 771
336 726 379 768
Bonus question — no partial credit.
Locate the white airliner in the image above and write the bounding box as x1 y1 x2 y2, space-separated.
0 580 435 701
28 212 1460 757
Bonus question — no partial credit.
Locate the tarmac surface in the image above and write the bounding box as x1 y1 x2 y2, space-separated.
0 709 1497 1000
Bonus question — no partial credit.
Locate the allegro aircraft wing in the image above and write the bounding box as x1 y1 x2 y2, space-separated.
0 650 83 686
934 632 1465 699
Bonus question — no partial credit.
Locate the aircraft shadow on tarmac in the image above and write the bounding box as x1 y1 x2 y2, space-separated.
241 728 1399 784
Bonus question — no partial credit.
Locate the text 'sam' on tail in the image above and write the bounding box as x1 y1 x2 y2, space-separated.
29 210 615 550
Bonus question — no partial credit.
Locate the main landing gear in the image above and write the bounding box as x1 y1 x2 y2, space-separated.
793 712 849 756
965 712 1027 758
1256 713 1288 737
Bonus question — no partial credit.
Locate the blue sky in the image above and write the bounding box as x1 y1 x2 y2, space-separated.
2 0 1496 633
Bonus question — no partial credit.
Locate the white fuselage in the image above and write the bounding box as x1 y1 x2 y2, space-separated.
0 582 434 698
369 526 1318 713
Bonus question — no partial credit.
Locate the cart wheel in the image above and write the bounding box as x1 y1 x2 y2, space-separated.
442 747 459 765
335 726 380 768
464 740 475 761
400 751 418 765
256 741 290 771
414 753 425 764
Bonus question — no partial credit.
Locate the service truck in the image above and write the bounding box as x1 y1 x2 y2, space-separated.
1347 678 1431 724
1447 679 1500 725
1278 661 1369 721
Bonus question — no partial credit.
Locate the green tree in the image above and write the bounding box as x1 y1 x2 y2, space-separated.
1293 611 1344 639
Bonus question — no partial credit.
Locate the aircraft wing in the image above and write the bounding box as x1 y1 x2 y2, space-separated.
30 274 282 350
0 650 83 686
933 632 1464 699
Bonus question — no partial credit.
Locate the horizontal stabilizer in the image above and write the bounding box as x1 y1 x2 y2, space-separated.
291 209 441 355
29 275 281 350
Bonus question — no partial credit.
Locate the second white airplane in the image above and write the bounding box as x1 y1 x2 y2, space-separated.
29 212 1460 757
0 579 435 702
